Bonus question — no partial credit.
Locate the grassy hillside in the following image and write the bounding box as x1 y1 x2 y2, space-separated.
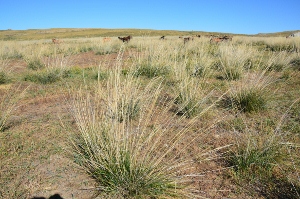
0 28 244 40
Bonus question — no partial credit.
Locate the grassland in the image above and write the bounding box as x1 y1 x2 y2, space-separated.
0 28 243 41
0 29 300 199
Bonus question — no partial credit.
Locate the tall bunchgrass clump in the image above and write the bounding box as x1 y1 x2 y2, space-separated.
23 44 47 70
216 44 255 80
224 71 275 113
266 51 295 72
132 38 180 78
69 80 183 198
0 42 15 84
226 133 282 179
105 69 147 122
0 84 28 132
68 46 218 198
173 77 210 118
187 43 214 78
68 80 190 198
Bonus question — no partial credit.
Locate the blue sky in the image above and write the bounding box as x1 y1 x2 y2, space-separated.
1 0 299 34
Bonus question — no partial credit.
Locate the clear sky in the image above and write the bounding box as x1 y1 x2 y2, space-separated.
1 0 299 34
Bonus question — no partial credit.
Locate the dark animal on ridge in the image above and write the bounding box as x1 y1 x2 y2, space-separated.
118 35 132 42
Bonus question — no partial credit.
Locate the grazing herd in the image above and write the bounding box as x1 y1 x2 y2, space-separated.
52 34 234 45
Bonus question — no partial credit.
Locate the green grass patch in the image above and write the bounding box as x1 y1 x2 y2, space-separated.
134 64 170 78
0 71 10 84
224 88 267 113
24 70 62 84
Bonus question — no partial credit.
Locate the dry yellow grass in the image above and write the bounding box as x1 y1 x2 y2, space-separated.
0 32 299 198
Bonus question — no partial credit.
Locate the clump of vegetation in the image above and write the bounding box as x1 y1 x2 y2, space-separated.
0 50 14 84
0 71 9 84
190 64 211 78
266 51 293 72
79 46 93 53
226 136 282 179
172 75 212 118
216 45 255 80
222 67 242 80
290 57 300 71
24 69 62 84
134 64 170 78
266 43 297 52
0 85 28 132
67 51 220 198
26 58 45 70
116 98 141 122
227 87 266 113
223 73 274 113
69 77 196 198
225 128 300 198
93 70 109 81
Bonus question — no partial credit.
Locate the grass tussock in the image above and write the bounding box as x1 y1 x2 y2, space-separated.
67 49 220 198
223 72 275 113
0 84 28 132
68 82 193 198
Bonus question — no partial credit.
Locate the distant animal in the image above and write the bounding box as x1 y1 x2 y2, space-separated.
52 38 63 44
160 36 165 40
183 37 194 44
286 34 294 38
118 35 132 43
196 35 201 38
210 35 232 43
222 35 233 41
210 37 223 43
103 37 111 42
